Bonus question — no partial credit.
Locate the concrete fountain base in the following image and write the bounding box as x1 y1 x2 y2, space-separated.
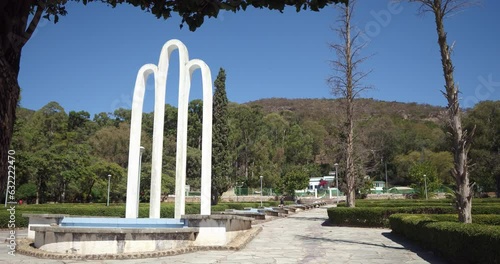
27 214 257 258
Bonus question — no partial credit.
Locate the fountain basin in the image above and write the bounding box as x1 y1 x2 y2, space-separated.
60 217 186 228
32 226 197 254
30 215 253 255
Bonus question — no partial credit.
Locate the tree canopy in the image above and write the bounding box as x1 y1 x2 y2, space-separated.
11 98 499 204
29 0 347 31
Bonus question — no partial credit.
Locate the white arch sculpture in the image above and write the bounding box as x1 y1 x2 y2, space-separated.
125 39 213 219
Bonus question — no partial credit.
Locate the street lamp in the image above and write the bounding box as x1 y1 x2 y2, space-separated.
260 175 263 208
334 163 339 204
423 174 428 200
107 174 111 206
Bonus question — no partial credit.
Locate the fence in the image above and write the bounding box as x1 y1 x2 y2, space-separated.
295 188 344 198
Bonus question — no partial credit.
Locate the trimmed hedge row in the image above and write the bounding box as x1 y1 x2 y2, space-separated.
422 214 500 226
0 202 278 228
389 214 500 264
338 198 500 207
327 206 500 228
327 207 454 227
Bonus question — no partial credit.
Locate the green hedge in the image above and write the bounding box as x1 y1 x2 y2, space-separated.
406 214 500 226
389 214 500 264
337 198 500 208
0 202 278 228
327 206 500 228
327 207 455 227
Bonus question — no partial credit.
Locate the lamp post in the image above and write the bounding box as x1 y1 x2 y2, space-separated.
260 175 263 208
423 174 428 200
334 163 339 204
107 174 111 206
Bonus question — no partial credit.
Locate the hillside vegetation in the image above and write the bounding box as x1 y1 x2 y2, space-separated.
10 98 499 204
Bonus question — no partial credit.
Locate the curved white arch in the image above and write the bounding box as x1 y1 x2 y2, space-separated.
125 39 213 219
149 40 190 219
126 64 157 218
186 60 213 216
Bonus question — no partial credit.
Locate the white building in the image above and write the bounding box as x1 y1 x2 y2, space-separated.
308 177 323 191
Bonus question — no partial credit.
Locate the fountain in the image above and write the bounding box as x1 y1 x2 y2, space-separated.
25 39 256 258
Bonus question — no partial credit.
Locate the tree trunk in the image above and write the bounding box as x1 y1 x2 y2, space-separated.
35 184 40 204
344 3 356 208
211 187 219 206
496 173 500 198
0 0 39 204
432 1 473 223
0 55 21 204
345 100 356 207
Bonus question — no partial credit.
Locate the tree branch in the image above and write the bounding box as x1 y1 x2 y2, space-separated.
23 4 44 45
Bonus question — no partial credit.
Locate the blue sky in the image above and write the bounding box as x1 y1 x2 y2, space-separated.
19 1 500 116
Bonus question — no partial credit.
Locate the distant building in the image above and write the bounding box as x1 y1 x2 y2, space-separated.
308 175 337 191
371 181 386 194
308 177 323 191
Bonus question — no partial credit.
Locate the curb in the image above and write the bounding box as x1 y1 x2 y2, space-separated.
16 226 263 260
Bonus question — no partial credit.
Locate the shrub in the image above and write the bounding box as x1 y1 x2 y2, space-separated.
389 214 500 264
327 206 457 228
327 206 500 228
1 201 279 228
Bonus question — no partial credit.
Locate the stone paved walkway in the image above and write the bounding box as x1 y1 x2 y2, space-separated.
0 205 446 263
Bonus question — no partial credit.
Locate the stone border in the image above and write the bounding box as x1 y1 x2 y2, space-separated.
16 226 263 260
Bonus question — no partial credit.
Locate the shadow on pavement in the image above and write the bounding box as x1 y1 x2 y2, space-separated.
381 232 448 264
287 216 329 222
293 218 447 264
294 234 406 250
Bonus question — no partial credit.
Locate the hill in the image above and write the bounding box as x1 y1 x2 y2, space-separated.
246 97 446 123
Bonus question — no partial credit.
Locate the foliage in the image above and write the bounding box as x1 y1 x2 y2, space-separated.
464 101 500 195
9 96 499 204
394 150 453 185
33 1 346 31
16 183 37 203
389 213 500 264
212 68 232 205
328 199 500 228
327 206 454 228
408 162 442 198
281 166 309 197
188 99 203 149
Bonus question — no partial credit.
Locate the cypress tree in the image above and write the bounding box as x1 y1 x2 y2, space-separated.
211 68 231 205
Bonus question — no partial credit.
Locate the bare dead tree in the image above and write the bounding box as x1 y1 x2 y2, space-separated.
407 0 478 223
327 0 371 207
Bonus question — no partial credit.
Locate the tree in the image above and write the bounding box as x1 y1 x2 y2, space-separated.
281 166 309 198
188 99 203 149
0 0 345 203
16 183 37 204
407 0 477 223
327 0 371 207
464 101 500 196
284 124 314 165
89 123 132 167
186 147 202 189
229 104 265 181
409 162 441 198
212 68 232 205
